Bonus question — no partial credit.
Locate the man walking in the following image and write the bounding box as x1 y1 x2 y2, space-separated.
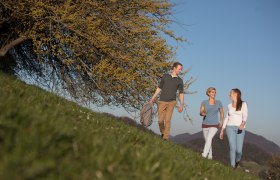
149 62 184 140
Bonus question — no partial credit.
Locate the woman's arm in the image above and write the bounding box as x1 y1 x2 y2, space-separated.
219 107 224 128
242 102 248 122
222 109 229 129
239 102 248 130
219 128 225 140
220 108 229 140
200 103 206 116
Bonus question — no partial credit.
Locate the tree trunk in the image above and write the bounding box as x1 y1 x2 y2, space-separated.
0 53 17 75
0 37 26 57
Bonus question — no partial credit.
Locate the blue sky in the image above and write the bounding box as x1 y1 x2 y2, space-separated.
98 0 280 146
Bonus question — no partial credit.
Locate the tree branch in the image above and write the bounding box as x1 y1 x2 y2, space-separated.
0 37 27 57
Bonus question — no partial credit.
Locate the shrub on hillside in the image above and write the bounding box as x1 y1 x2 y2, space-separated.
259 154 280 180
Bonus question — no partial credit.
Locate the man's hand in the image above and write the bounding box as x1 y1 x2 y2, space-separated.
178 106 183 113
149 88 161 105
178 93 184 113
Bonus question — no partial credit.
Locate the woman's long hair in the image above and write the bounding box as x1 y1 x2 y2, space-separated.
232 88 243 111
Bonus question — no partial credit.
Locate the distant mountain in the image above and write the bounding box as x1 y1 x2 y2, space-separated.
171 132 202 143
177 136 271 165
170 132 274 165
171 130 280 156
169 133 191 143
245 131 280 155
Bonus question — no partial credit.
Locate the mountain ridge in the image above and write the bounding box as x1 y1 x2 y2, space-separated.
171 130 280 155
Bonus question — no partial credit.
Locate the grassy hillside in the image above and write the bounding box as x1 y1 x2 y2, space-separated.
0 72 258 179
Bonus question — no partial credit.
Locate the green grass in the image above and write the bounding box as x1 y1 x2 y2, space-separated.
0 72 258 179
241 161 267 176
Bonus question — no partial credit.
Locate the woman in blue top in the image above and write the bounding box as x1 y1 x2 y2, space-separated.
200 87 224 159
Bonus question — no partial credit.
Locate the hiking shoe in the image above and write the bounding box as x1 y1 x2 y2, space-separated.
234 161 240 169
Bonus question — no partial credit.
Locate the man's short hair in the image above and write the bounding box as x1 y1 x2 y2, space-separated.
172 62 183 69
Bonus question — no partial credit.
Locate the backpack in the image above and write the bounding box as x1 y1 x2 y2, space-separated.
140 103 154 127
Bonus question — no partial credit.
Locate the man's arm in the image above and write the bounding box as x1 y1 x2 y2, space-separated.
178 93 184 113
149 88 161 104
